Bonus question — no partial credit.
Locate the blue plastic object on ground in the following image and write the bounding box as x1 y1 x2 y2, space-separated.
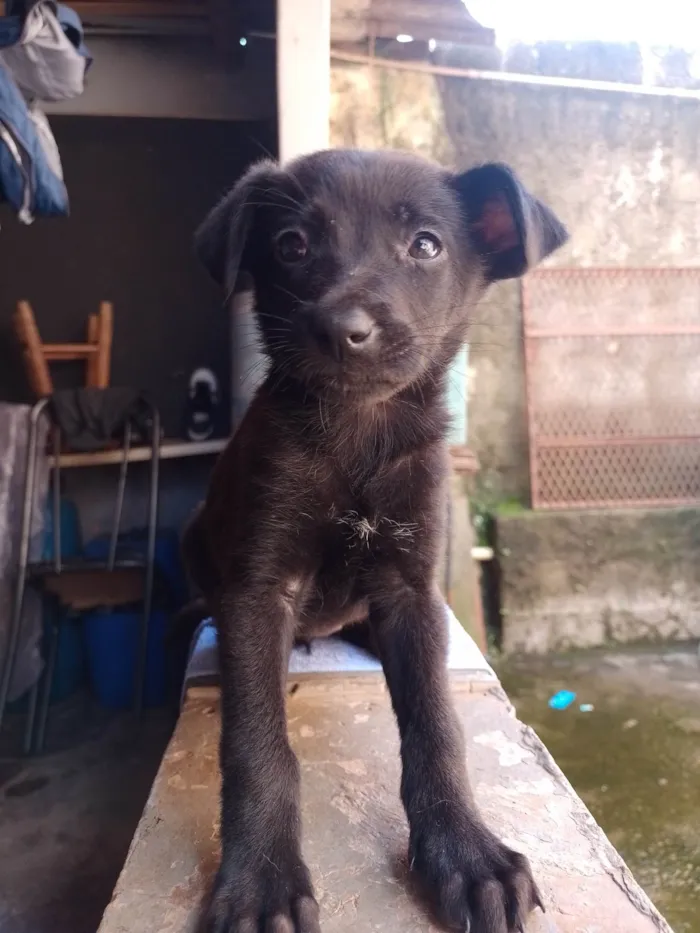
548 689 577 710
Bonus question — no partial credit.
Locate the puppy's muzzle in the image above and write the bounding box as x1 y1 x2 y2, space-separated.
309 307 378 363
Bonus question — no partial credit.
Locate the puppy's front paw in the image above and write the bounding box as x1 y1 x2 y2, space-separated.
205 852 321 933
411 813 542 932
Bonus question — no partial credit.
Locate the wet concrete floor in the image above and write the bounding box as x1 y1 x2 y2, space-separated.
497 645 700 933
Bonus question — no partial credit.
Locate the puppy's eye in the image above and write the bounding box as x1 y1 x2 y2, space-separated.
409 232 442 260
275 229 308 264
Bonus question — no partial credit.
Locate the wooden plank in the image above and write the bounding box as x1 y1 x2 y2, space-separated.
40 567 145 610
49 439 484 473
14 301 53 397
42 344 98 358
94 302 114 389
86 314 100 387
49 438 226 469
71 1 207 17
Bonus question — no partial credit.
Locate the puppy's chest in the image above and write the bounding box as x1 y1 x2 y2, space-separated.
325 503 418 555
295 446 436 560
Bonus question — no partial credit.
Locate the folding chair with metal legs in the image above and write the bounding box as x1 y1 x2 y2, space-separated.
0 398 161 754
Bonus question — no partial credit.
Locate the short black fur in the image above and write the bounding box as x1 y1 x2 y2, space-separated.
185 148 568 933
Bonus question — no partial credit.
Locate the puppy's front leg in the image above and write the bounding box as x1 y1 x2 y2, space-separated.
370 581 542 933
206 584 320 933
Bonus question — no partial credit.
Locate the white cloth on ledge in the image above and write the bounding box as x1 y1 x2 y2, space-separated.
183 603 493 705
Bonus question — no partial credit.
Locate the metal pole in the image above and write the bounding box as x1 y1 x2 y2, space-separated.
133 408 160 715
52 427 61 573
109 422 132 572
32 621 60 754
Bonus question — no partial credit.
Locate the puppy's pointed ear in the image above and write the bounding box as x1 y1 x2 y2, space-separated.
453 163 568 282
194 159 280 293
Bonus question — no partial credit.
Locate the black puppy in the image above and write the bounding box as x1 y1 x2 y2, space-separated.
185 148 567 933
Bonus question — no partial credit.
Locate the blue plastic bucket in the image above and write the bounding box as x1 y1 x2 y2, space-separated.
83 608 167 709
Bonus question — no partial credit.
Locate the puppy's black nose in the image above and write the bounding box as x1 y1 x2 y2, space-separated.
314 308 377 361
343 308 376 348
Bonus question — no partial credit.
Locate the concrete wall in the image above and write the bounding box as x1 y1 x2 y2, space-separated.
330 59 700 501
496 507 700 653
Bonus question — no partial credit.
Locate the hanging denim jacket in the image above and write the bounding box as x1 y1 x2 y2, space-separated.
0 61 68 221
0 1 90 222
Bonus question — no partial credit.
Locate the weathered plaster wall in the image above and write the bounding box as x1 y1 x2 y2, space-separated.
496 507 700 653
330 61 453 162
331 60 700 500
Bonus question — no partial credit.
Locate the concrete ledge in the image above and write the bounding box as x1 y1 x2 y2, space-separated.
98 674 671 931
497 507 700 653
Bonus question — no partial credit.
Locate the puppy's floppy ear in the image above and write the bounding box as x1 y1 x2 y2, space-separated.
194 159 281 294
452 163 568 282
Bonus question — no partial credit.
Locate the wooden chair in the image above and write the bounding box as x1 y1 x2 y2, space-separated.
13 300 113 398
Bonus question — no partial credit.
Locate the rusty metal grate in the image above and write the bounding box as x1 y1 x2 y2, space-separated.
523 267 700 509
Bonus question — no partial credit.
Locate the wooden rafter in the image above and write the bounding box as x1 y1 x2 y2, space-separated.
70 2 209 19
